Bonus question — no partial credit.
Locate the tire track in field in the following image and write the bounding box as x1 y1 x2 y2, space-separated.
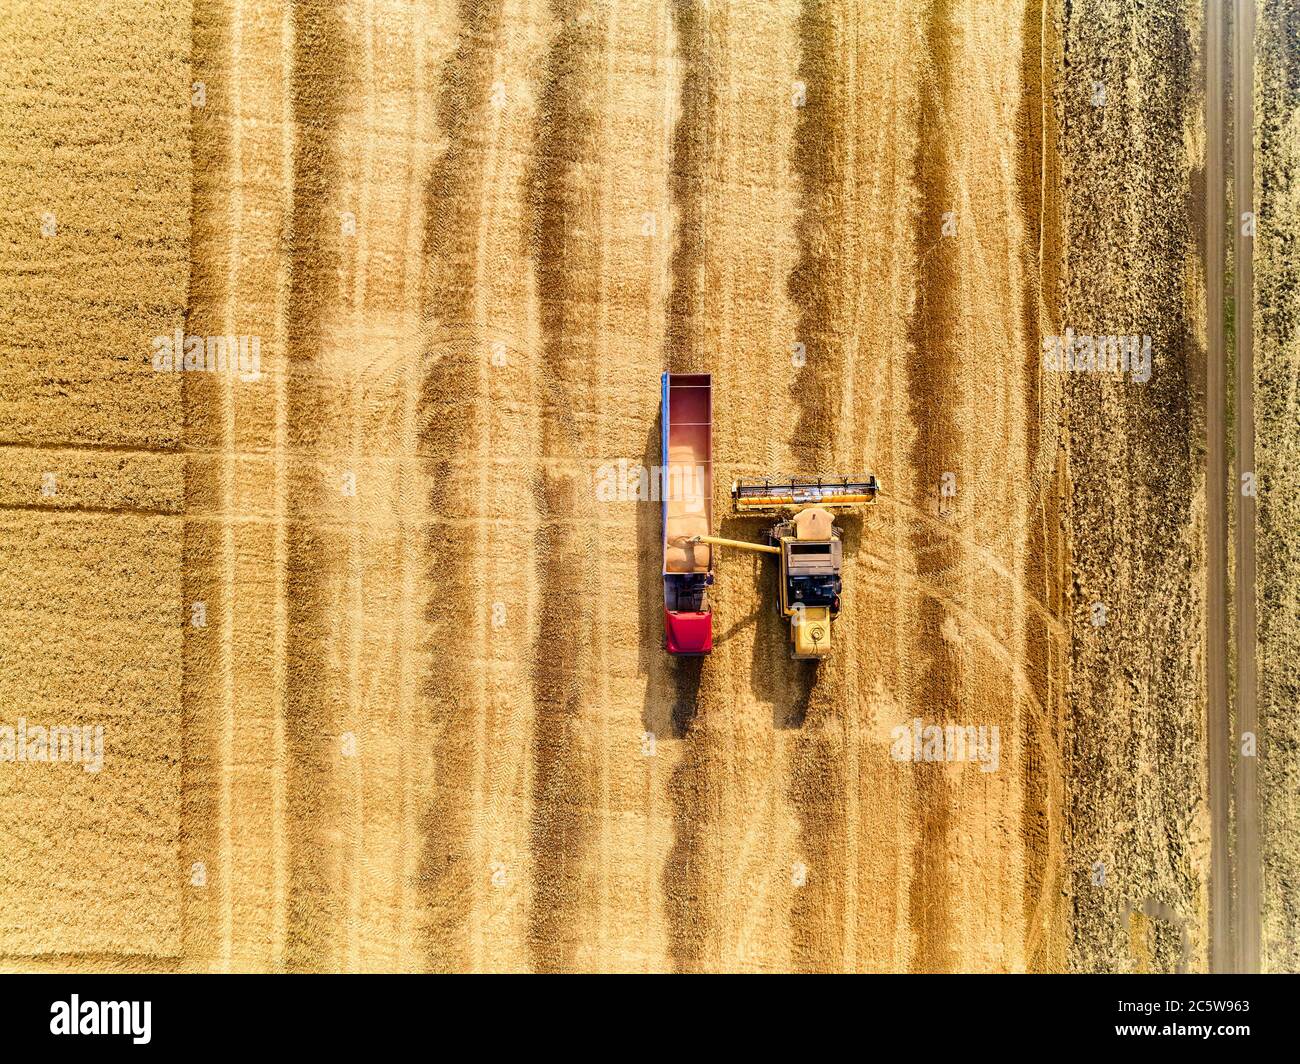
415 0 503 973
1206 0 1231 973
283 0 350 971
525 2 603 973
185 0 303 970
1014 0 1068 970
337 0 378 973
903 0 963 973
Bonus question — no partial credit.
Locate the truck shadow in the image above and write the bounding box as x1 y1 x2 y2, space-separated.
637 417 708 738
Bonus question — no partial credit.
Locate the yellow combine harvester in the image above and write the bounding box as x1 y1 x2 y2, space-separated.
683 476 880 660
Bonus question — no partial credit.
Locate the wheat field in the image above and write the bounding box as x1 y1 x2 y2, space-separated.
1 0 1296 974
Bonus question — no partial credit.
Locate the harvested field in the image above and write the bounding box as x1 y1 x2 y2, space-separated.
1255 0 1300 974
0 0 1293 974
1061 0 1209 974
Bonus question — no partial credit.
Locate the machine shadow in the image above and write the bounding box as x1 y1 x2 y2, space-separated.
713 513 819 730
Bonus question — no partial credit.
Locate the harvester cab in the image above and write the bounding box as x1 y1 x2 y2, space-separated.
685 476 880 660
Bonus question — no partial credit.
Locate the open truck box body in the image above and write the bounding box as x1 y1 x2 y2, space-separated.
661 372 713 654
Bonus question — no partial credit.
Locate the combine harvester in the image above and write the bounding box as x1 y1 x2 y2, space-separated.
693 476 880 659
660 373 879 660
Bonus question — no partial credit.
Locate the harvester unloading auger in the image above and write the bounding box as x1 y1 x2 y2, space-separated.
659 372 879 659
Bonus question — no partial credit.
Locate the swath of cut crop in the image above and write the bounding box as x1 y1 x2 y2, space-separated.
784 0 874 973
283 0 351 972
182 0 236 970
525 0 605 972
659 0 721 974
415 0 507 973
902 0 964 974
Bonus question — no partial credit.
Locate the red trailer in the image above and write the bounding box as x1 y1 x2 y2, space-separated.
661 373 713 654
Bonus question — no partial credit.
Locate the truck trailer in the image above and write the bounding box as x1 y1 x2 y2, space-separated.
661 373 713 655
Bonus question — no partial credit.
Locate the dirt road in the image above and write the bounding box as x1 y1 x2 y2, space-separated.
1208 0 1273 977
1232 0 1260 976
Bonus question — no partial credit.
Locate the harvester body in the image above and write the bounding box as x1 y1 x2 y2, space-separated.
770 506 843 659
661 373 714 654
